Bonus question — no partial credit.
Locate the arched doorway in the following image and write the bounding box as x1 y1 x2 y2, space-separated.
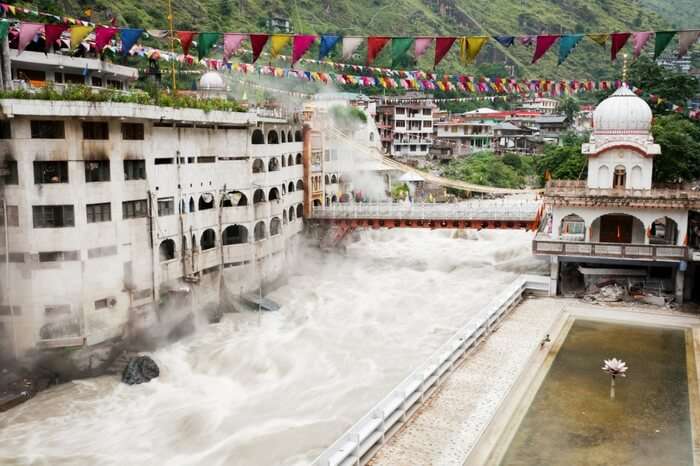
159 239 175 261
559 214 585 241
251 129 264 144
200 229 216 250
270 217 281 235
649 217 679 245
254 221 266 241
253 189 266 204
591 213 644 244
222 225 248 245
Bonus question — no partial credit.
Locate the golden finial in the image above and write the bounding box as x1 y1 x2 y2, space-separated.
622 53 628 86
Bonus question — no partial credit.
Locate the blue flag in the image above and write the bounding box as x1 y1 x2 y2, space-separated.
319 35 341 60
120 28 144 55
558 34 583 65
494 36 515 47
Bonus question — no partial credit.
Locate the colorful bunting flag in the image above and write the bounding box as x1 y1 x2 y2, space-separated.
434 37 456 67
518 36 536 47
558 34 583 65
223 33 245 61
631 32 652 58
44 24 68 52
532 35 558 64
119 28 143 55
197 32 220 59
292 35 316 64
18 22 43 55
459 36 488 65
610 32 631 61
94 26 118 54
70 25 93 50
0 20 8 44
677 30 700 57
250 34 269 62
342 36 363 60
367 36 390 65
588 34 609 47
270 34 291 59
319 35 341 60
494 35 515 47
414 37 432 59
147 29 169 39
654 31 676 59
177 31 197 56
391 37 414 67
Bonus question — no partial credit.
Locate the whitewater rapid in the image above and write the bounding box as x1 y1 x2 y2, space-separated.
0 228 542 466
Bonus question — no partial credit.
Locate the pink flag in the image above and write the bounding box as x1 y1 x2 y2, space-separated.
532 35 558 63
414 37 432 59
223 33 245 61
94 26 118 53
631 32 652 58
292 35 316 65
18 22 43 55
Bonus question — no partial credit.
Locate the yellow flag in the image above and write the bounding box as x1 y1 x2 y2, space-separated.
459 36 488 65
70 25 94 49
83 8 93 17
270 35 291 58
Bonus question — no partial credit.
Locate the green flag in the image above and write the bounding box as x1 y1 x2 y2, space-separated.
0 20 9 43
653 31 676 59
197 32 221 60
391 37 414 67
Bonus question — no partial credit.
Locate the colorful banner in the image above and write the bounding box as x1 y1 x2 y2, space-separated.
292 35 316 65
319 35 341 60
558 34 583 65
391 37 414 67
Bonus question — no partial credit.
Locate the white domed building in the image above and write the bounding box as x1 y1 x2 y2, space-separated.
198 71 227 98
533 85 699 303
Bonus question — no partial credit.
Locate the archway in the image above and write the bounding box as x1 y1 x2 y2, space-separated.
222 191 247 207
198 193 214 210
325 174 330 184
268 130 279 144
559 214 585 241
597 165 610 188
288 181 295 192
331 195 337 203
254 221 266 241
649 217 679 245
281 131 286 143
295 153 302 164
159 239 175 261
289 206 295 221
189 197 195 213
281 155 286 167
591 213 645 244
253 189 266 203
269 187 280 201
222 224 248 245
313 199 322 207
252 129 264 144
200 229 216 250
287 154 293 166
252 158 265 174
283 211 288 224
295 130 302 142
269 157 280 172
270 217 281 236
296 179 304 190
296 204 303 218
331 174 338 183
631 165 642 188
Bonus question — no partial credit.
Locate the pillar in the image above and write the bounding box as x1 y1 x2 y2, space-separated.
549 256 559 297
675 261 687 305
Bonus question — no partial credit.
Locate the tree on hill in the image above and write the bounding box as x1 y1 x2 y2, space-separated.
557 96 580 124
628 56 699 108
651 115 700 183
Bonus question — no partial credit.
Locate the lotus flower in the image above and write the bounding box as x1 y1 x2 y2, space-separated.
602 358 628 399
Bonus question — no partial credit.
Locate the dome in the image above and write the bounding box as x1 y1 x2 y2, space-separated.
593 85 652 132
199 71 225 90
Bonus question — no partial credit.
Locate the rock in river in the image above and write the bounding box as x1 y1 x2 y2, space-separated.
121 356 160 385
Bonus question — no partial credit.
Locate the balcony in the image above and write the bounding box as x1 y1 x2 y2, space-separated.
532 234 688 261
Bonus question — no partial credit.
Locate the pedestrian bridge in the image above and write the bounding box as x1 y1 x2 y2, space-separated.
311 198 542 231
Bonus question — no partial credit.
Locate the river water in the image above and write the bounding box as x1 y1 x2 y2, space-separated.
0 229 540 466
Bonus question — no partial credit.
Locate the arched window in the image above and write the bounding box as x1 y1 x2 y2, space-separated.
221 191 247 207
613 165 626 189
270 217 281 236
268 130 279 144
253 189 266 203
200 229 216 250
269 157 280 172
597 165 610 188
252 129 264 144
331 174 338 183
252 158 265 174
191 234 196 251
591 213 644 244
631 165 642 188
269 187 280 201
559 214 585 241
288 130 293 142
325 174 330 184
199 193 214 210
287 154 293 166
159 239 175 261
281 155 286 167
189 197 195 213
281 131 286 143
289 206 295 221
182 235 188 251
295 153 302 164
222 224 248 245
331 195 337 203
281 184 286 195
288 181 295 192
650 217 679 245
254 221 266 241
295 130 302 142
296 180 304 190
283 210 288 224
296 204 303 219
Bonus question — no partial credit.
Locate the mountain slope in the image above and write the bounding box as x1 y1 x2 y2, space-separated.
28 0 673 79
639 0 700 29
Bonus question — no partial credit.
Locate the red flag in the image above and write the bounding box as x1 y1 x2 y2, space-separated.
292 35 316 65
367 36 390 65
532 35 558 63
44 24 68 52
94 26 118 54
610 32 631 61
434 37 456 67
177 31 197 56
250 34 269 63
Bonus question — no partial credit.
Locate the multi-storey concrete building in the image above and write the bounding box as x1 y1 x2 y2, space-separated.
0 98 305 356
374 96 435 159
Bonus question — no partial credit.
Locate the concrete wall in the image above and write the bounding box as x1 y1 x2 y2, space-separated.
586 148 653 189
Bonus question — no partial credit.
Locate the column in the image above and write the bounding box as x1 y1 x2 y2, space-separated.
549 256 559 297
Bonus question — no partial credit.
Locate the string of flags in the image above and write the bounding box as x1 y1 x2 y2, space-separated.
1 3 699 67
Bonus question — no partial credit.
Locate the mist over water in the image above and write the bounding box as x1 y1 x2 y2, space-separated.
0 229 541 466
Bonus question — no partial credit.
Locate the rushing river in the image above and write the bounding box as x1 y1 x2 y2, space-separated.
0 229 541 466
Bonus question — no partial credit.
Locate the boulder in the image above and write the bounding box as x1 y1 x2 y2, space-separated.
121 356 160 385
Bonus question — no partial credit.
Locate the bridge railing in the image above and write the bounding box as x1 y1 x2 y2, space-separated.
311 200 540 222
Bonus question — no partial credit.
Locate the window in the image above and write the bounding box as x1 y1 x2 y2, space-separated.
39 250 80 262
0 205 18 226
124 160 146 180
396 108 405 115
396 120 405 127
33 205 74 228
64 74 84 84
424 121 432 128
154 157 174 165
159 239 176 261
91 76 103 87
94 298 110 310
0 306 20 316
197 156 216 163
121 123 144 140
107 80 123 89
88 245 117 258
123 199 147 219
86 202 111 223
613 166 626 189
2 160 17 184
157 197 174 216
44 305 71 318
423 108 431 115
34 161 68 184
31 120 65 139
82 121 109 140
0 120 10 138
85 160 110 182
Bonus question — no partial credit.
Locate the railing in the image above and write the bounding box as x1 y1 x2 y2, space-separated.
311 200 540 222
545 180 700 201
311 275 549 466
532 234 688 260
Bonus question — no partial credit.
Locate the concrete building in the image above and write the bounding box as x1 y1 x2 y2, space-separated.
533 86 699 302
520 97 559 114
374 96 435 159
0 98 305 356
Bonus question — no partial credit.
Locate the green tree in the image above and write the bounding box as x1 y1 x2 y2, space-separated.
442 152 531 189
629 56 700 108
534 134 588 184
651 115 700 183
557 96 580 124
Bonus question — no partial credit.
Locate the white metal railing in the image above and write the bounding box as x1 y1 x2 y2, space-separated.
311 199 540 222
310 274 549 466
